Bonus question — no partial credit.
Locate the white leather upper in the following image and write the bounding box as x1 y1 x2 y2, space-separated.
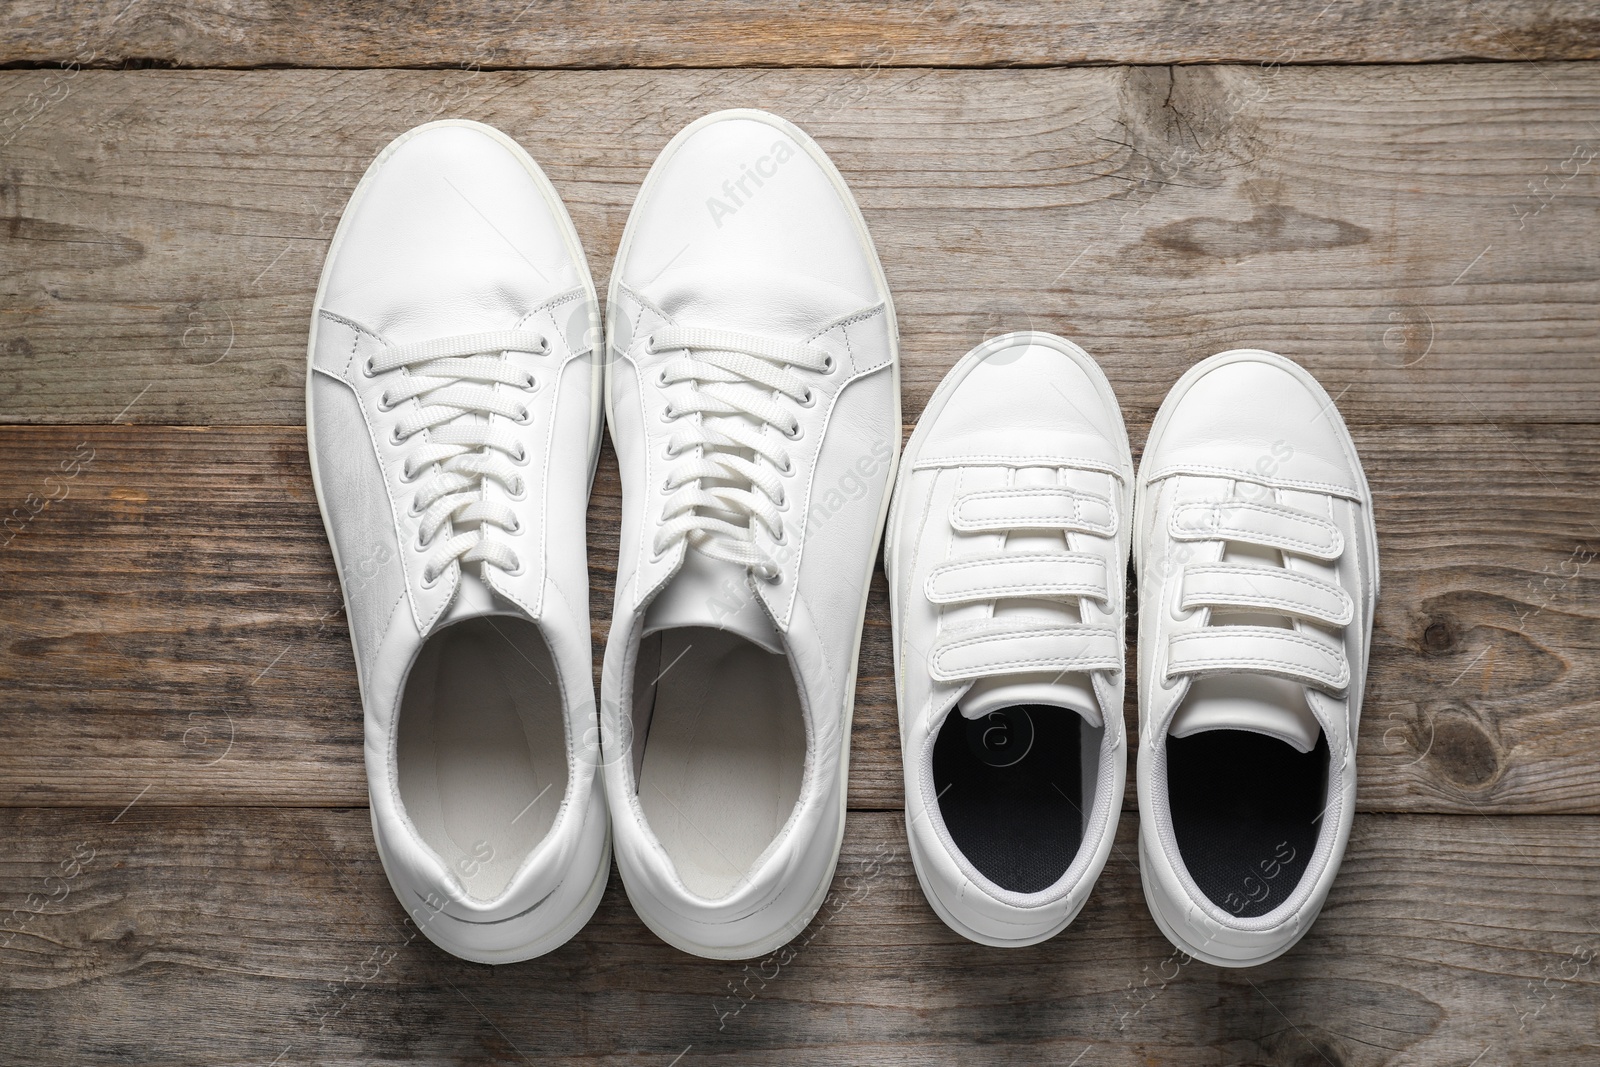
1135 349 1379 966
307 121 608 962
600 110 899 958
888 333 1132 946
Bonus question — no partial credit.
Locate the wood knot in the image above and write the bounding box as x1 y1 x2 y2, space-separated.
1420 616 1458 653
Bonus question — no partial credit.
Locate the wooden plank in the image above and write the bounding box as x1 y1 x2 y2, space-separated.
2 65 1598 426
1 422 1595 813
0 807 1595 1064
4 0 1598 69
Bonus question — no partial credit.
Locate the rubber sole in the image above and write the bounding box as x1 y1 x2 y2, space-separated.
1136 836 1320 968
904 811 1091 948
370 804 611 965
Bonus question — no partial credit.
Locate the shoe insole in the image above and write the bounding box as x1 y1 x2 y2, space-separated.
396 615 567 902
932 705 1098 895
636 627 805 900
1166 729 1327 918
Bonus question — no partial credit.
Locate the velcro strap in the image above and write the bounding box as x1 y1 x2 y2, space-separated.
950 486 1115 536
926 552 1109 605
1166 627 1349 692
1170 501 1342 560
929 620 1122 682
1181 564 1353 626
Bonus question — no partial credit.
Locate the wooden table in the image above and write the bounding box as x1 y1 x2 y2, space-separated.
2 3 1597 1063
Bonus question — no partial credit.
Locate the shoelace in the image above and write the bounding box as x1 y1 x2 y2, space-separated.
1163 497 1352 692
647 325 833 580
924 480 1123 682
366 329 547 585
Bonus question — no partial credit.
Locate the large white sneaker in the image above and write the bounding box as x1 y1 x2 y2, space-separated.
600 109 899 959
306 121 609 962
886 333 1132 947
1135 350 1378 967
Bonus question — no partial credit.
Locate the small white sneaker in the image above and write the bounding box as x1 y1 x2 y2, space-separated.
307 120 609 962
600 109 899 959
886 332 1132 947
1135 349 1378 967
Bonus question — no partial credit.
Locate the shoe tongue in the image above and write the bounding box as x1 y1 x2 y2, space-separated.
643 552 783 654
1168 674 1323 754
438 569 511 627
959 672 1102 728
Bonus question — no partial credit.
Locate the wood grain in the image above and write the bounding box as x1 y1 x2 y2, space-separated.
0 422 1594 813
3 0 1598 69
2 65 1598 426
1 807 1595 1065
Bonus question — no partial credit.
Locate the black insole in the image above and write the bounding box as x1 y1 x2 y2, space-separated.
932 705 1087 894
1167 730 1328 918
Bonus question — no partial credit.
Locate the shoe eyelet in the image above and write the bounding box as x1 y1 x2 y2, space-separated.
407 496 424 516
822 354 835 373
646 335 660 355
508 517 523 535
415 529 432 552
759 569 782 584
661 404 675 422
771 526 786 545
376 392 394 412
657 369 669 386
363 356 377 378
507 477 527 500
798 388 816 407
523 374 538 391
390 426 407 444
783 423 802 440
514 407 532 425
514 446 529 465
778 456 793 475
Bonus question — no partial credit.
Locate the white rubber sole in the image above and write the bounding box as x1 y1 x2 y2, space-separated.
369 805 611 965
903 815 1091 948
601 108 900 960
1136 836 1320 968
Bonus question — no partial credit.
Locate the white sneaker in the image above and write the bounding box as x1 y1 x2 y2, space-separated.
1134 349 1378 967
307 120 609 962
886 332 1132 946
600 109 899 959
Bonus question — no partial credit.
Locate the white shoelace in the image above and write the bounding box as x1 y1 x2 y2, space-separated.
647 325 834 580
366 329 547 585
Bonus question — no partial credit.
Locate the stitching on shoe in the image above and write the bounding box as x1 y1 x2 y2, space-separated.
1168 629 1347 685
926 553 1106 602
1145 462 1357 498
1171 502 1341 556
1182 565 1353 620
951 488 1114 532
